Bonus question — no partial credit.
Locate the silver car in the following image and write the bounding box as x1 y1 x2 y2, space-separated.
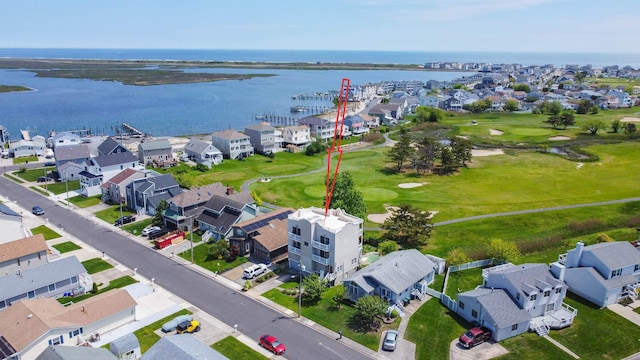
382 329 399 351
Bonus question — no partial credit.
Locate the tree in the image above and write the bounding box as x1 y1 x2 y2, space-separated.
301 273 328 304
546 111 575 130
153 200 168 226
512 84 531 93
582 119 605 135
574 71 586 83
625 122 637 134
415 106 444 123
327 171 367 219
504 99 519 112
540 100 562 115
446 248 471 267
380 204 433 249
305 137 327 156
576 100 593 114
486 238 521 263
611 119 621 133
413 136 440 175
208 240 230 260
378 240 399 255
352 295 388 330
387 129 414 172
465 99 491 113
439 147 457 173
449 137 473 167
333 283 346 309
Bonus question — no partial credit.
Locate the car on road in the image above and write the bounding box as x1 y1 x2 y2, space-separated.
161 314 193 333
243 263 268 279
459 326 492 348
382 329 399 351
259 334 286 355
141 225 161 236
114 215 136 226
176 320 201 334
32 206 45 216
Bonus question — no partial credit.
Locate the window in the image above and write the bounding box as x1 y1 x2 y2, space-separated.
611 268 622 278
71 276 78 284
471 310 477 318
544 290 550 297
555 287 562 294
49 335 63 345
512 324 518 331
304 241 309 247
530 294 537 301
546 303 554 312
635 264 640 272
292 226 301 236
292 241 301 249
48 284 56 292
459 301 465 310
320 235 330 245
352 258 357 264
0 300 5 310
516 293 520 301
69 328 82 338
28 291 35 299
245 243 250 252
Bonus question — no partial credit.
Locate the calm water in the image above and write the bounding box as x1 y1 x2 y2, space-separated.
0 49 637 138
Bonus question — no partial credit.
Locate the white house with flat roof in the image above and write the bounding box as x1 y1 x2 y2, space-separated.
287 207 363 283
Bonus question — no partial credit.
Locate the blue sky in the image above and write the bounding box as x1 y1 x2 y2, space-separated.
1 0 638 53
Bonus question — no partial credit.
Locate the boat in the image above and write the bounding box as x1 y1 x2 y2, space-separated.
290 105 306 113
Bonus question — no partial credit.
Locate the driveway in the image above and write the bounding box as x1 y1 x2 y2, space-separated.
449 339 509 360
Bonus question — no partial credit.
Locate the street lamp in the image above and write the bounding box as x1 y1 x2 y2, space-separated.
217 262 220 275
298 263 305 318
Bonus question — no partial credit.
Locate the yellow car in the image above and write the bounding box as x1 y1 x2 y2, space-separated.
176 320 201 334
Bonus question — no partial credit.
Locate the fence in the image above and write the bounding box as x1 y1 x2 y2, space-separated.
437 258 504 313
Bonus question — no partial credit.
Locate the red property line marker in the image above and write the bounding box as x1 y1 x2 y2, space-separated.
324 78 351 217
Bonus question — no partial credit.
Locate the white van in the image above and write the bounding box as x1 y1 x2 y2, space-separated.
243 263 268 279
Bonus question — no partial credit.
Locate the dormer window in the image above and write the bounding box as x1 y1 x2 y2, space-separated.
611 269 622 278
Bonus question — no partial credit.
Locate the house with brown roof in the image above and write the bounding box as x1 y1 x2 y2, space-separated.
211 129 254 160
228 208 294 263
100 168 146 205
0 289 136 360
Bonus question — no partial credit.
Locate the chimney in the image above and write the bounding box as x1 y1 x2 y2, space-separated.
226 187 234 195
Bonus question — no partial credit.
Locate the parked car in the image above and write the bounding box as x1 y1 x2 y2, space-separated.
44 161 56 166
161 314 193 333
36 176 52 183
259 334 286 355
114 215 136 226
176 320 201 334
148 228 170 240
141 225 161 236
382 329 399 351
243 263 268 279
32 206 45 216
459 326 492 348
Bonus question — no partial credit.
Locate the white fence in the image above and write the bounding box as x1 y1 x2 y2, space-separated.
436 258 503 312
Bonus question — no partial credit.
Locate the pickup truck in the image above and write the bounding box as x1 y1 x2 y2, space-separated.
459 326 491 348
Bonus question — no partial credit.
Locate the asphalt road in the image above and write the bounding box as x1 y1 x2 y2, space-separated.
0 174 372 360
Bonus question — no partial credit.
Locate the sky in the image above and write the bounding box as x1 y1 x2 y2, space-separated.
1 0 638 53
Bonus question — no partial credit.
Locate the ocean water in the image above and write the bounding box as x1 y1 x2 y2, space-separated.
0 49 637 139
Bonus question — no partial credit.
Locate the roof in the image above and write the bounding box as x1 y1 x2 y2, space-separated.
53 145 91 162
0 204 21 218
582 241 640 271
78 170 102 179
0 289 136 354
460 288 531 328
0 234 47 261
140 334 229 360
149 174 180 191
565 267 638 290
0 256 87 301
486 263 564 296
169 183 227 208
93 152 138 168
298 116 332 126
245 123 275 132
36 346 118 360
101 168 142 189
212 129 249 140
289 207 362 233
138 139 171 152
344 249 436 295
97 137 123 155
184 138 219 154
109 333 140 355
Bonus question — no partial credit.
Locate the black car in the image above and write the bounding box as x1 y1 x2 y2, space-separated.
37 176 53 183
148 228 170 240
114 215 136 226
44 161 56 167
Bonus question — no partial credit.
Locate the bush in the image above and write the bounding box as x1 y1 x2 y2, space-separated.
568 219 603 233
92 282 99 293
390 309 399 318
596 233 614 243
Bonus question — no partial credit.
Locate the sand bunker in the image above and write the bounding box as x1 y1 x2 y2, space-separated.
472 149 504 156
621 117 640 123
398 182 427 188
548 136 571 141
367 205 399 224
490 129 504 135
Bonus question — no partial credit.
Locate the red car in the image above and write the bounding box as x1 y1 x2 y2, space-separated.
259 334 286 355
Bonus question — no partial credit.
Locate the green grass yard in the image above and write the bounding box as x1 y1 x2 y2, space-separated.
134 309 192 353
211 336 269 360
68 194 101 208
81 258 113 274
52 241 81 253
30 225 61 240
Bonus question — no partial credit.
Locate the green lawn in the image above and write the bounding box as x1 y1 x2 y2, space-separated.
30 225 62 240
43 180 81 195
211 336 269 360
124 218 153 236
81 258 114 274
57 276 138 304
498 332 574 360
68 194 101 208
52 241 81 253
548 293 640 359
13 166 55 182
178 243 248 273
4 173 25 183
30 186 49 195
133 308 192 353
13 156 38 165
261 283 398 351
94 205 136 225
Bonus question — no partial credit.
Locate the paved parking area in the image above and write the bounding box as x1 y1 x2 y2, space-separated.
449 339 509 360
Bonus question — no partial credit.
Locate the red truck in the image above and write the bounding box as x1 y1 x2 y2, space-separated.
459 327 492 348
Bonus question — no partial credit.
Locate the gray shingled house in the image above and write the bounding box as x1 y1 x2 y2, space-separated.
140 334 228 360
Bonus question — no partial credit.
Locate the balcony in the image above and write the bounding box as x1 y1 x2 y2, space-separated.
312 254 331 265
312 240 330 251
288 232 301 242
288 246 301 255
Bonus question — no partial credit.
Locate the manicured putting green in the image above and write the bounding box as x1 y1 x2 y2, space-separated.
304 184 398 203
509 128 554 136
